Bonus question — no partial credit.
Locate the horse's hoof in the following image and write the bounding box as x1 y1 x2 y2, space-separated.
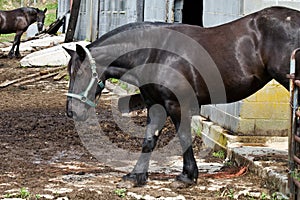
117 179 135 189
170 180 192 189
176 173 197 185
122 173 148 186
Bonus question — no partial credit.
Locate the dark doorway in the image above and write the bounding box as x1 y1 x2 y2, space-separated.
182 0 203 26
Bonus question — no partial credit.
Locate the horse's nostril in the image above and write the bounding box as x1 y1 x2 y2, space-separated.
67 110 76 118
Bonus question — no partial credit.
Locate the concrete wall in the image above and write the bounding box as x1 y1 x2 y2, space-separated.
201 81 289 136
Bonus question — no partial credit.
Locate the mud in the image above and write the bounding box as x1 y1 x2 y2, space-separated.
0 57 281 199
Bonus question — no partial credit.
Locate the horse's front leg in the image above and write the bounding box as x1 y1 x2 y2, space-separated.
123 105 166 186
8 31 23 58
14 31 23 58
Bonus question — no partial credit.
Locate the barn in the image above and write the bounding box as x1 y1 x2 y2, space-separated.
58 0 203 40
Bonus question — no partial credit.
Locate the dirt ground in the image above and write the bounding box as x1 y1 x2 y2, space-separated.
0 57 283 200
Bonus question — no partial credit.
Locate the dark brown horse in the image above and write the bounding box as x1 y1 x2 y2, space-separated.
64 6 300 186
0 7 47 58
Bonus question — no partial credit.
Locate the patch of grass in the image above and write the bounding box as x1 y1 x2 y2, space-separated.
64 74 70 81
260 192 267 200
0 33 15 42
227 188 235 199
44 2 58 27
291 169 300 183
19 187 30 199
109 78 119 84
114 188 127 198
120 82 128 90
220 188 235 199
5 187 33 199
45 2 57 10
0 0 20 10
212 150 225 159
193 126 202 136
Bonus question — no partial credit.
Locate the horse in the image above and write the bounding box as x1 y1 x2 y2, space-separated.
0 7 47 58
64 6 300 186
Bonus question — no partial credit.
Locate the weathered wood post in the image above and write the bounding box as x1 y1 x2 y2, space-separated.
65 0 81 42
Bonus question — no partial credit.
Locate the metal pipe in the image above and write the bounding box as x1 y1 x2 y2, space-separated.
289 48 300 199
295 135 300 144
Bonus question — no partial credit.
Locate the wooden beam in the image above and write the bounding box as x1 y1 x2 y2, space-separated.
65 0 82 42
136 0 145 22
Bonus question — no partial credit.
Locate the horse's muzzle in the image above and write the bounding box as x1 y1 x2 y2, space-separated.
66 110 75 118
66 99 89 121
37 22 43 32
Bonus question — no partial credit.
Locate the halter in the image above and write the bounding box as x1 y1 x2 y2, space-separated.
66 45 105 107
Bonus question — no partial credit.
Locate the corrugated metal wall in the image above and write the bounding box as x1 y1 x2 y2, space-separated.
203 0 300 27
59 0 300 40
98 0 137 37
57 0 70 33
144 0 167 22
58 0 186 41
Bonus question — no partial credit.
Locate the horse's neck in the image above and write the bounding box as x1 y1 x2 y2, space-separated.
92 50 137 85
25 8 37 24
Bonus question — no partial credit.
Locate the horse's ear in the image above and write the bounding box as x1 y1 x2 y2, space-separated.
62 46 75 57
76 44 86 62
43 8 47 13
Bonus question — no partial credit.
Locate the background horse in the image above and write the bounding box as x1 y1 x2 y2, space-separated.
0 7 47 58
65 6 300 186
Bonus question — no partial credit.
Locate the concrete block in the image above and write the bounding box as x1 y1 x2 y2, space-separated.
245 93 257 102
255 119 288 137
240 102 273 119
271 103 290 120
191 116 204 134
20 41 90 67
200 105 213 119
235 118 256 135
256 83 289 103
202 120 214 135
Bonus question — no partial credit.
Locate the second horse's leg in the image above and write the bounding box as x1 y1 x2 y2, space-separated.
8 31 23 58
14 31 23 58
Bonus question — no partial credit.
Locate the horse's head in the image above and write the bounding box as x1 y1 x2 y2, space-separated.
36 8 47 32
64 44 105 121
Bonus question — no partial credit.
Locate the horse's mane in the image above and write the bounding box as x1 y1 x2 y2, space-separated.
87 22 172 48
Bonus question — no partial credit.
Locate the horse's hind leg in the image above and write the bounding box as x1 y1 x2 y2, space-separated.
166 101 198 185
123 104 167 186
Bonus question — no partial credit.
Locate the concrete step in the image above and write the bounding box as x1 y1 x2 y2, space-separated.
191 115 289 195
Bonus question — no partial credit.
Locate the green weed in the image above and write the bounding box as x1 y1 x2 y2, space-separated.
114 188 127 198
212 150 225 159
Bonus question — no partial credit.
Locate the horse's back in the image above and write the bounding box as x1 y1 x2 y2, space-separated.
0 8 30 33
